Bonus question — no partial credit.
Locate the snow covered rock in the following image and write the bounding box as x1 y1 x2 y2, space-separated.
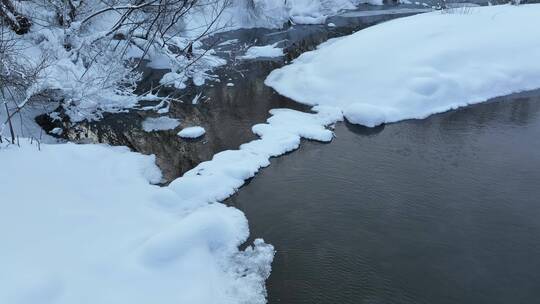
240 43 284 60
142 116 181 132
266 4 540 127
178 126 206 138
229 0 382 28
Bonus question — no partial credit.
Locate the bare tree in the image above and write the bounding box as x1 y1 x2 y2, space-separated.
1 0 233 140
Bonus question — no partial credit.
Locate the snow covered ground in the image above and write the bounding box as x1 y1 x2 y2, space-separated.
228 0 383 28
266 4 540 127
0 141 273 304
0 106 341 304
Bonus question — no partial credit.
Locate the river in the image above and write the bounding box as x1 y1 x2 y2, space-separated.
228 90 540 304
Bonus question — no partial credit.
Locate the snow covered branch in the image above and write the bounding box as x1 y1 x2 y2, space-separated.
0 0 31 34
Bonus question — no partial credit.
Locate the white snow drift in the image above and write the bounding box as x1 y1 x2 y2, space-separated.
0 141 273 304
240 43 284 60
142 116 181 132
266 4 540 127
0 106 341 304
230 0 382 28
178 126 206 138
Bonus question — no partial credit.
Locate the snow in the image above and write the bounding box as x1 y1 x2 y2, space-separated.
218 39 240 46
178 126 207 138
8 3 539 303
228 0 382 28
157 42 226 90
240 43 284 60
2 0 232 123
3 0 383 123
169 106 342 204
142 116 181 132
266 4 540 127
0 140 274 304
0 105 341 303
50 127 63 135
0 101 59 144
337 8 431 17
192 92 204 105
286 0 383 24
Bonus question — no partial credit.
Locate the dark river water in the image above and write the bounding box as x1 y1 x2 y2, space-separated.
228 91 540 304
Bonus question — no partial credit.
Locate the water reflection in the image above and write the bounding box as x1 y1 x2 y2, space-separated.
56 9 422 181
344 120 386 136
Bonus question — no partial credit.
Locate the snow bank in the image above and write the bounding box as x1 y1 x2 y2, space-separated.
240 43 284 60
142 116 181 132
0 101 58 143
2 0 380 124
229 0 382 28
178 126 206 138
0 105 343 303
266 4 540 127
169 106 342 204
1 0 230 123
0 141 273 304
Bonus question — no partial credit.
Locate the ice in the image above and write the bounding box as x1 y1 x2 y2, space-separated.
266 4 540 127
142 116 181 132
240 43 284 60
178 126 206 138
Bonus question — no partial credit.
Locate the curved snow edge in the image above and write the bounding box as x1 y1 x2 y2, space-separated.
0 104 343 304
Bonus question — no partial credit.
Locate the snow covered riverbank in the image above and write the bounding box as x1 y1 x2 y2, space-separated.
266 4 540 127
0 106 341 303
3 4 539 303
228 0 383 28
0 140 273 304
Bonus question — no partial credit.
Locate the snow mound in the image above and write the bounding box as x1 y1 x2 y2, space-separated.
229 0 382 28
266 4 540 127
240 43 284 60
0 141 273 304
178 126 206 138
142 116 181 132
169 106 342 205
343 103 386 128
